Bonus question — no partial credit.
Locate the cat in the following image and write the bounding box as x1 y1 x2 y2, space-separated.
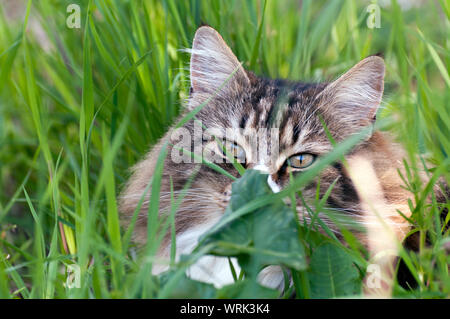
119 26 447 291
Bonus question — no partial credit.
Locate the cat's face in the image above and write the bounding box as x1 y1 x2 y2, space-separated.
122 26 386 240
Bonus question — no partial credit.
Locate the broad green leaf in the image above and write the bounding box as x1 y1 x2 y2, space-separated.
308 243 361 298
217 279 279 299
159 272 217 299
200 170 307 277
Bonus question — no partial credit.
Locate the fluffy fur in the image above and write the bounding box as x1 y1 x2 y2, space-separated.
119 26 445 291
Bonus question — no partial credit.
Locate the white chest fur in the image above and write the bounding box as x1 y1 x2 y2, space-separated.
153 214 286 290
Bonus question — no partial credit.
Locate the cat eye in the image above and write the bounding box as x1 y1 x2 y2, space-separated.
287 153 315 169
219 140 246 163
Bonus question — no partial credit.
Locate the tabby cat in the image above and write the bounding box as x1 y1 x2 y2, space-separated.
119 26 441 290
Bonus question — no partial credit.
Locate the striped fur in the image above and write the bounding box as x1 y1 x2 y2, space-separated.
119 26 446 291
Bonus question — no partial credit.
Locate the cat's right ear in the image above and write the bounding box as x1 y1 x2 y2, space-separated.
188 26 249 102
316 56 385 139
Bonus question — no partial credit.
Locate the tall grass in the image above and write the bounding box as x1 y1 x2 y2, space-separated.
0 0 448 298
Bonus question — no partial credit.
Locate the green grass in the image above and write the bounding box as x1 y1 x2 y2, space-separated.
0 0 448 298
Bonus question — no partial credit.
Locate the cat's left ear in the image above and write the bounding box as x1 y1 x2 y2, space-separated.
317 56 385 136
188 26 250 100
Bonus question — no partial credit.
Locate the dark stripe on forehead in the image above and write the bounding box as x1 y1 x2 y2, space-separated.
248 81 273 127
266 86 290 128
247 80 324 131
278 109 291 149
264 103 275 127
250 80 272 107
292 123 301 144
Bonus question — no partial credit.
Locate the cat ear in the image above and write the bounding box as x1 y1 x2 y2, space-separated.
189 26 249 96
317 56 385 135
